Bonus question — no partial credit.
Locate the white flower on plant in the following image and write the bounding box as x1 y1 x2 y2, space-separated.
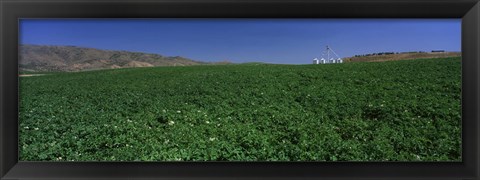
209 137 217 141
176 110 181 113
205 121 210 124
24 126 29 129
168 121 175 126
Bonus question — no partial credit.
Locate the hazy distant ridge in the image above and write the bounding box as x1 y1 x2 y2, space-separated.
19 44 228 72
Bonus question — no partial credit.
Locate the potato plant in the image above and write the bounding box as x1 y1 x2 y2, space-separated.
19 57 461 161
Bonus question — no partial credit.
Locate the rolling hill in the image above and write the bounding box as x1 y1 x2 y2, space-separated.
19 44 230 72
343 52 461 63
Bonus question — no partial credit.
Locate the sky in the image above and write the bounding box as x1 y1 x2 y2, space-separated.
20 19 461 64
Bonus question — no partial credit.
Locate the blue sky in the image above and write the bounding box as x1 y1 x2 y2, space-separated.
20 19 461 64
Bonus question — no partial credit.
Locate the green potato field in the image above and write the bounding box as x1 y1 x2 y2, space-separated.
19 57 461 161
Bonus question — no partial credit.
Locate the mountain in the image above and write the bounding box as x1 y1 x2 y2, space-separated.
343 51 461 63
19 44 229 72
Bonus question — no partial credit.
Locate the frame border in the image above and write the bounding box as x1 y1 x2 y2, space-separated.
1 0 479 179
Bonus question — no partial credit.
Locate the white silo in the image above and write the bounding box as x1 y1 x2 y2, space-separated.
320 58 326 64
313 58 319 64
336 58 343 63
330 58 336 63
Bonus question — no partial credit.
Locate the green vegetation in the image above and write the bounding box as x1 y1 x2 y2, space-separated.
19 57 461 161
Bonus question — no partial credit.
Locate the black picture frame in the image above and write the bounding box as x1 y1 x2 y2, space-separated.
1 0 479 179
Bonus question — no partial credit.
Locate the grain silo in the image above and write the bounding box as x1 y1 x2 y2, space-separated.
330 58 336 63
336 58 343 63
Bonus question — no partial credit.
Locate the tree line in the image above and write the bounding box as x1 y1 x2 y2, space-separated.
354 50 444 57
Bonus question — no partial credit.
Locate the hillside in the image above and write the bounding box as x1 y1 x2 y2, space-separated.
19 44 230 72
19 57 461 161
343 52 461 63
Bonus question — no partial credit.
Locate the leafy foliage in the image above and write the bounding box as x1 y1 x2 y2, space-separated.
19 57 461 161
